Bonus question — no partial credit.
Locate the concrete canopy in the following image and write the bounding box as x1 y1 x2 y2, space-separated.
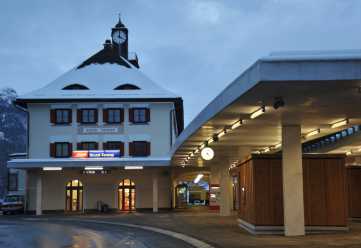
172 50 361 167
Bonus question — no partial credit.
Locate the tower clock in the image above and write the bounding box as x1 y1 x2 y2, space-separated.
111 17 128 59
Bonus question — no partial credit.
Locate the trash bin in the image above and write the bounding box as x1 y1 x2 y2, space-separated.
97 200 103 212
102 204 109 213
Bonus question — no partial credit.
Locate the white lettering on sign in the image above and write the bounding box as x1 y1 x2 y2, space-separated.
83 127 118 133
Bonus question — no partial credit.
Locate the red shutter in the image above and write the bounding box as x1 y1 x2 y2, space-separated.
68 109 72 123
120 142 124 156
129 109 134 123
77 110 82 123
77 143 82 150
103 142 108 150
50 109 56 124
129 142 134 156
94 109 98 123
146 142 151 156
103 109 109 123
68 143 73 156
120 109 124 124
145 108 150 122
50 143 56 157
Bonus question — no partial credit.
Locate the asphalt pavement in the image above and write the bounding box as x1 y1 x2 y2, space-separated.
0 218 197 248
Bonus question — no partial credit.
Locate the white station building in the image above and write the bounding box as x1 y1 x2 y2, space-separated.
8 18 184 213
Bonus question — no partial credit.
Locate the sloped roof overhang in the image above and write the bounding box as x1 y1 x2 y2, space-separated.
172 51 361 166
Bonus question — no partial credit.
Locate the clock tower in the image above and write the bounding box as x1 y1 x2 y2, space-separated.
111 17 128 59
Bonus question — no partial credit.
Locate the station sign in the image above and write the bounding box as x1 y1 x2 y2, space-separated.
89 150 120 158
72 150 89 158
72 150 120 158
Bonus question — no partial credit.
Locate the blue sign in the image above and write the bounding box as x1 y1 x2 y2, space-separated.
88 150 120 158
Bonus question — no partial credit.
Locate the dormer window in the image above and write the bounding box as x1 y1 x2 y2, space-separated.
62 84 89 90
114 84 140 90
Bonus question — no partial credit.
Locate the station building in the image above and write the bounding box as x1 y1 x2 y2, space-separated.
8 18 183 213
8 18 361 238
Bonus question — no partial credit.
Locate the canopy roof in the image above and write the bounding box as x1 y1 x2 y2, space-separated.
172 50 361 167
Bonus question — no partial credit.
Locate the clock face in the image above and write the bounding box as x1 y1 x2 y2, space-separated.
112 30 126 44
201 147 214 161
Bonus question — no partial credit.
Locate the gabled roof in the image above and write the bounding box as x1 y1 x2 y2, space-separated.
17 48 179 102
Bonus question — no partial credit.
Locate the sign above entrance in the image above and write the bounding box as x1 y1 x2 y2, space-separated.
72 150 120 158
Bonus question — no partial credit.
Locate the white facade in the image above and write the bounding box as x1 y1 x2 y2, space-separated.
27 102 175 158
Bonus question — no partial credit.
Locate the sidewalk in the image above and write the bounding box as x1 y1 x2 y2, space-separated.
62 209 361 248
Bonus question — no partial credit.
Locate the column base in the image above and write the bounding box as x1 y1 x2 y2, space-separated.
237 219 349 235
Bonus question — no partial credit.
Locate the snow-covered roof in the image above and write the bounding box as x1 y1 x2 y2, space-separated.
17 55 178 101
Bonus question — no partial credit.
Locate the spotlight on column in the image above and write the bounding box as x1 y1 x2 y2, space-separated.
193 173 204 184
250 106 266 119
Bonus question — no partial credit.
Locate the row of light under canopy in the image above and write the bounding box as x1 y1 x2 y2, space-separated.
254 118 350 155
181 106 267 166
181 104 350 166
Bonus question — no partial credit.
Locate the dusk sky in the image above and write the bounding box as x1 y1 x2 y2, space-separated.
1 0 361 124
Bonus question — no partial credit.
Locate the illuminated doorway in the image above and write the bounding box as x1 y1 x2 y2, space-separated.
118 179 135 211
65 179 83 212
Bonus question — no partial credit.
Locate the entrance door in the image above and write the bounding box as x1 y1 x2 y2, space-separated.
66 179 83 212
118 179 135 211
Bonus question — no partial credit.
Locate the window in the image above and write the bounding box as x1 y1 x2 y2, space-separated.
103 141 124 156
129 108 150 124
103 108 124 124
114 84 140 90
77 142 98 151
52 142 71 158
78 109 97 124
8 173 18 191
129 141 150 157
50 109 72 124
62 84 89 90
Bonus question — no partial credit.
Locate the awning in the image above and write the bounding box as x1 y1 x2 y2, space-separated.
7 157 171 169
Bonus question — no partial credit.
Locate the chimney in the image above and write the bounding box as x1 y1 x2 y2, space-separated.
103 39 112 49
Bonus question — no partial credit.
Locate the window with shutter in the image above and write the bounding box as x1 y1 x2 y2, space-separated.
130 141 150 157
130 108 150 124
53 142 71 158
51 109 72 124
78 109 97 124
78 142 98 150
104 108 124 124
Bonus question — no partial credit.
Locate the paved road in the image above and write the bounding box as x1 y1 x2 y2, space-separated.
0 218 196 248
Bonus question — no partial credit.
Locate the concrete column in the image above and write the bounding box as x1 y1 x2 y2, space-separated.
36 173 42 216
172 180 177 209
153 175 158 213
282 125 305 236
219 162 232 216
83 186 86 213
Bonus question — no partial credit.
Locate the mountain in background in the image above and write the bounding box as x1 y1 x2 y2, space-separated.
0 87 27 197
